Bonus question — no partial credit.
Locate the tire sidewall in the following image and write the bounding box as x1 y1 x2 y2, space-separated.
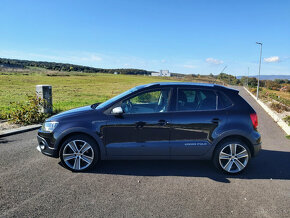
59 134 99 172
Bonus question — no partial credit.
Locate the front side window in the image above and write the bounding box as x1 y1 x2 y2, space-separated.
121 89 170 114
177 88 217 111
96 87 139 109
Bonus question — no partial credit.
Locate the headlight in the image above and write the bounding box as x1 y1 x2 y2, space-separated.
42 121 59 132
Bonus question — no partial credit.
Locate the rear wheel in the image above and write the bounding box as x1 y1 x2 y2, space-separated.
60 134 99 172
213 139 251 174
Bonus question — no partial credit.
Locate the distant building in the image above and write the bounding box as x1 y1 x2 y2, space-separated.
114 72 119 75
151 72 160 76
151 70 171 77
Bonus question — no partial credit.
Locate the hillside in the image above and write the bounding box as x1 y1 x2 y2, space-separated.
0 57 154 75
237 75 290 80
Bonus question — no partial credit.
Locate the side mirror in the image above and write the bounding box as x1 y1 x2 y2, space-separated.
111 106 123 115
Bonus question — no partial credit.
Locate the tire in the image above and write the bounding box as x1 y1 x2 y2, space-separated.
213 139 251 174
59 134 99 172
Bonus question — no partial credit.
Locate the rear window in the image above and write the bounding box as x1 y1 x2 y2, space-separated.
217 92 233 109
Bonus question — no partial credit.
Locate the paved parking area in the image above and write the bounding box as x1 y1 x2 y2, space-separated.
0 87 289 217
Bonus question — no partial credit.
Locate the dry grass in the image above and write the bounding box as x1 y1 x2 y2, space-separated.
250 87 290 107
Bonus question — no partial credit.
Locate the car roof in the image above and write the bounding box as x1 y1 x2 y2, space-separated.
137 82 238 92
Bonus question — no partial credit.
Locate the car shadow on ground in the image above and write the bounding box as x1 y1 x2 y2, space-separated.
0 138 15 144
65 149 290 183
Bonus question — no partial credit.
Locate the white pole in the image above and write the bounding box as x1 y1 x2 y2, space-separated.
256 42 263 100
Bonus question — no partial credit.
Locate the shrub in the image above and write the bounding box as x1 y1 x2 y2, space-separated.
250 87 262 95
280 85 290 93
283 116 290 126
270 102 289 113
5 95 49 125
265 80 281 90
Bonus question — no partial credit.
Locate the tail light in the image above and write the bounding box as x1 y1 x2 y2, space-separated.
250 113 258 129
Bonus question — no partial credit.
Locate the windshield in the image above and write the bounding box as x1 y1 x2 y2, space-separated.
96 87 139 109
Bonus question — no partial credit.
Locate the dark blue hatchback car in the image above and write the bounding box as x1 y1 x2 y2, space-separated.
37 82 261 174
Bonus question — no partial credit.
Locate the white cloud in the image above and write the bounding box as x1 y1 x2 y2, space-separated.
205 58 224 65
77 54 102 62
183 64 196 69
89 55 102 62
264 56 280 63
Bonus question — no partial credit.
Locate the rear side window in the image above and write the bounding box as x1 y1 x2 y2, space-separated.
177 88 217 111
217 91 233 109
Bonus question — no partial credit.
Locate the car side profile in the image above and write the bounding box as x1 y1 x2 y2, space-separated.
37 82 261 174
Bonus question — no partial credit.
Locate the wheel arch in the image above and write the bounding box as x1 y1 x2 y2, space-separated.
55 128 106 159
211 134 254 159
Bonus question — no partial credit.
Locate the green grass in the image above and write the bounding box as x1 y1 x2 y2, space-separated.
0 72 176 118
0 70 223 119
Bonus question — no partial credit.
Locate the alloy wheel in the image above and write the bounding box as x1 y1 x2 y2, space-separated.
219 143 249 173
62 140 94 171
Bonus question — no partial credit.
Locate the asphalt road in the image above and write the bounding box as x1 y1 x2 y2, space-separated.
0 87 289 218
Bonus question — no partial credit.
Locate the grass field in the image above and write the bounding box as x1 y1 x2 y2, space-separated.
249 86 290 126
250 87 290 107
0 70 219 118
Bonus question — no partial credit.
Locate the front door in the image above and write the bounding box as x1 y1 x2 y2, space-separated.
104 88 172 157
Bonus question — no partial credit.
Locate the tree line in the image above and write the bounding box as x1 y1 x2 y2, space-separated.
0 58 152 75
1 58 289 91
217 73 289 91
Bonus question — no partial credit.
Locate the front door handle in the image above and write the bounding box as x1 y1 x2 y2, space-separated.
212 118 220 124
158 120 168 126
136 121 146 129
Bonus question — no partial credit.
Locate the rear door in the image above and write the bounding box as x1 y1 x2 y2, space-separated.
170 87 228 156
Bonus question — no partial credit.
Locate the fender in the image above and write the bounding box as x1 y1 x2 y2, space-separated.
203 129 258 159
54 127 106 159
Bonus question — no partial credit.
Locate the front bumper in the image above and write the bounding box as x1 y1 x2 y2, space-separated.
37 135 58 158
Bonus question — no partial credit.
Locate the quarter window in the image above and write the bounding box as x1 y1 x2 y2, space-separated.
217 92 233 109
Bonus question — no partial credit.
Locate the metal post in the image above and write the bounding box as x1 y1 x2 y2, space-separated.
256 42 263 100
247 67 249 87
36 85 53 114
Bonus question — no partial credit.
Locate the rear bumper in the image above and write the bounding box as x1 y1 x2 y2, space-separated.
250 129 261 157
252 142 262 157
37 135 58 158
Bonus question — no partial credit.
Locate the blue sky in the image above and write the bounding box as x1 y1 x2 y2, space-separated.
0 0 289 75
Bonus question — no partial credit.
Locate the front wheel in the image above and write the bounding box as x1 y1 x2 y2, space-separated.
59 134 99 172
213 139 251 174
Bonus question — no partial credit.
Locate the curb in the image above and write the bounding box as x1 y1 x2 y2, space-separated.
244 87 290 135
0 124 41 138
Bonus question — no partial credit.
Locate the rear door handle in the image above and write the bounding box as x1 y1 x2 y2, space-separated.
158 120 168 126
212 118 220 124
